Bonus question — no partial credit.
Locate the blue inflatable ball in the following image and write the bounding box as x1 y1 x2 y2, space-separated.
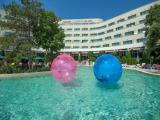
93 54 122 85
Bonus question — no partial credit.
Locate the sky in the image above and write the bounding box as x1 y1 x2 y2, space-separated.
0 0 157 20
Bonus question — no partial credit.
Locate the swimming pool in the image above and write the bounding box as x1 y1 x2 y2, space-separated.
0 67 160 120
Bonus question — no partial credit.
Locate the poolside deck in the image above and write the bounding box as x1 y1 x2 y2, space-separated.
0 71 51 79
123 67 160 76
0 65 160 79
78 64 160 76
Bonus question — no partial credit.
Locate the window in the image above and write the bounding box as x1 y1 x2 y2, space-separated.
112 42 120 46
123 40 132 45
91 46 101 48
66 28 72 31
119 51 125 57
65 40 71 43
139 20 145 24
96 25 107 29
103 44 109 47
99 25 107 29
7 32 15 37
114 34 122 38
82 34 88 37
116 26 123 31
74 34 80 37
117 18 125 23
128 14 136 19
140 10 148 16
65 34 72 37
82 28 88 31
105 36 112 40
108 22 115 26
126 22 135 28
82 46 88 48
91 38 103 43
107 29 113 33
74 28 80 31
90 25 107 30
125 31 134 36
98 32 105 35
137 38 147 43
73 46 80 48
90 28 95 30
65 46 71 49
82 40 88 43
90 33 97 36
138 28 146 34
73 40 80 43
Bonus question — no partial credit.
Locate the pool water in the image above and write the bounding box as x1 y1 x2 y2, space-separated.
0 67 160 120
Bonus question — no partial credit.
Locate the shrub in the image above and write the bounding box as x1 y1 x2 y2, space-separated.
0 65 50 74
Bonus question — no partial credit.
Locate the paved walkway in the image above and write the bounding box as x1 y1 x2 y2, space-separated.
0 66 159 79
123 67 160 76
0 71 51 79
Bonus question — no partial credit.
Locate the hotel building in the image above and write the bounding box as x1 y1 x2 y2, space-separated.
59 1 160 60
0 10 11 37
0 1 160 61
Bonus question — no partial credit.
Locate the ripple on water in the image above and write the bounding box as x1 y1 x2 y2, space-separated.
0 68 160 120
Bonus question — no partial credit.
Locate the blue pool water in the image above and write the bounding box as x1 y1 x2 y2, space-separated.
0 67 160 120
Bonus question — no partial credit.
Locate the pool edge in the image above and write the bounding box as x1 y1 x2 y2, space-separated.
0 71 51 79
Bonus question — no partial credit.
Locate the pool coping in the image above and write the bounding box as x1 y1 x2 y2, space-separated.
0 67 159 79
79 65 160 76
0 71 51 79
123 67 160 76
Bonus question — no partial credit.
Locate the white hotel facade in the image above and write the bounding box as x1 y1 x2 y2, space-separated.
0 1 159 61
59 1 160 60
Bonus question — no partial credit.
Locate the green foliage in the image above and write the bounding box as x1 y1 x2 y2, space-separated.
142 50 150 63
44 53 49 64
0 0 42 65
98 51 105 56
144 4 160 63
88 51 96 62
124 51 132 65
125 51 132 64
0 36 18 63
0 65 13 74
78 52 82 62
110 52 121 63
89 57 96 62
0 0 64 73
145 4 160 26
121 56 127 64
0 65 50 74
0 36 35 64
0 0 42 39
111 51 119 56
33 11 65 54
119 51 138 65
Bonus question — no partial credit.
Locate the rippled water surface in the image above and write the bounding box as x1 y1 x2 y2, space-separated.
0 67 160 120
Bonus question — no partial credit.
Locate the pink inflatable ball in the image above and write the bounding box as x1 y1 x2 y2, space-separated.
51 54 77 84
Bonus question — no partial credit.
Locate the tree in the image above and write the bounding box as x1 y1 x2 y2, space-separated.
0 36 35 64
0 36 16 63
0 0 65 65
111 51 121 61
144 4 160 63
88 51 96 62
32 10 65 61
0 0 43 66
0 0 42 42
121 56 127 64
98 51 105 56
